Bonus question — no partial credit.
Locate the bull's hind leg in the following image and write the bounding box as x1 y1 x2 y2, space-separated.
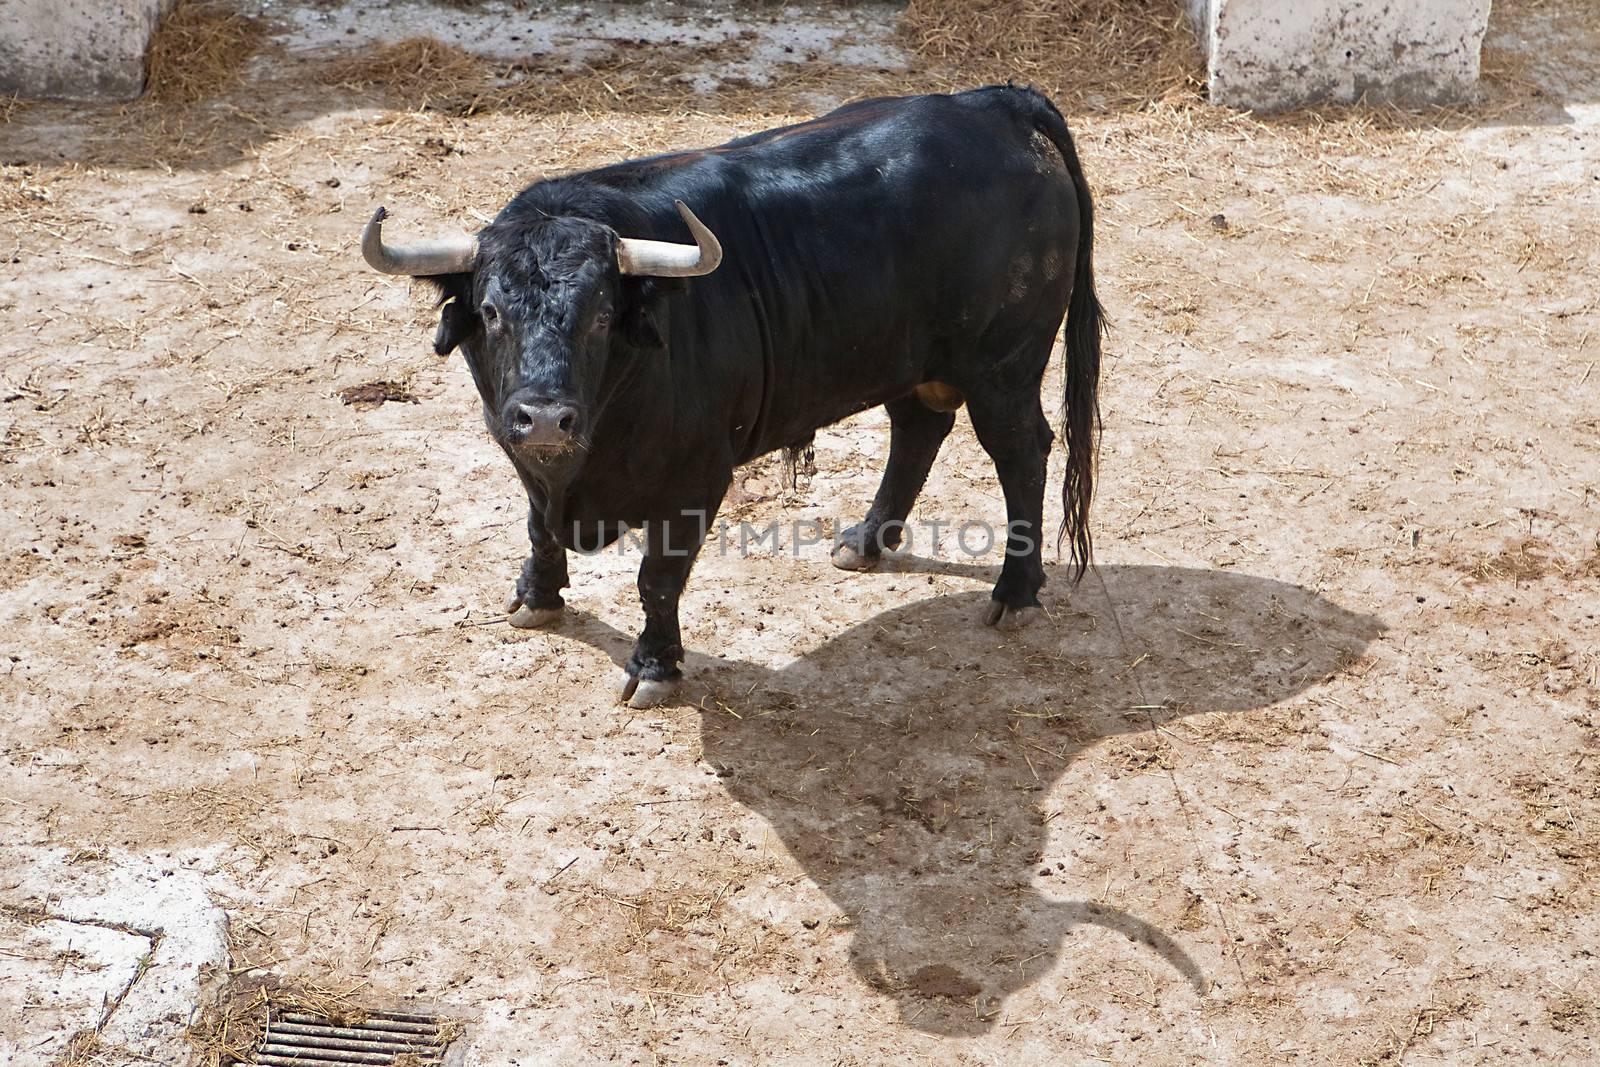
965 387 1054 630
833 392 956 570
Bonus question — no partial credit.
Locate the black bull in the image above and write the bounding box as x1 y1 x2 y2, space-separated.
364 85 1105 708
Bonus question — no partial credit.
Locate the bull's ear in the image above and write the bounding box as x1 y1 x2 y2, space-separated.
621 277 684 352
424 273 478 356
434 296 478 355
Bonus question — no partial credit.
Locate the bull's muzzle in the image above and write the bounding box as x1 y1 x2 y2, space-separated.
504 396 581 451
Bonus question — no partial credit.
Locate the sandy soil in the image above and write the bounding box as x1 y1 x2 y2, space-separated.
2 1 1597 1063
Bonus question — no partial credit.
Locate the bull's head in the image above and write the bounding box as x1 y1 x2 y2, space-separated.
360 201 721 468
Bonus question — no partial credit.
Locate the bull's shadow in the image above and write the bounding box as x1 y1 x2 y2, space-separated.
554 563 1382 1036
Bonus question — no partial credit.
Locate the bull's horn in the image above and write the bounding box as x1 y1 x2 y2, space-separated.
361 206 478 276
616 200 723 278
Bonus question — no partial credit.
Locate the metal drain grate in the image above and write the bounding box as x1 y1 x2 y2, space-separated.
253 1009 451 1065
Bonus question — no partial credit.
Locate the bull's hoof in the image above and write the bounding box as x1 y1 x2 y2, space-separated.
618 672 680 709
509 604 563 629
831 543 879 572
983 601 1042 631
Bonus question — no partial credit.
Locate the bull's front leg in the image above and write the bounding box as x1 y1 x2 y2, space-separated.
505 503 569 629
619 504 717 709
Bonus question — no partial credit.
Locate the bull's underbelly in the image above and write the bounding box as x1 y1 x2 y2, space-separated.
741 375 918 464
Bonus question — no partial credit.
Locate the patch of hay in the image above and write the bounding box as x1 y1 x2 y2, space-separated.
313 31 881 119
900 0 1203 110
145 1 267 104
318 37 489 106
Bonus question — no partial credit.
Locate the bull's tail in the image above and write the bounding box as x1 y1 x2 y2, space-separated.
1019 86 1104 579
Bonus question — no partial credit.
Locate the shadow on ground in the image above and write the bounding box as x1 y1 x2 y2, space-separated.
559 563 1384 1035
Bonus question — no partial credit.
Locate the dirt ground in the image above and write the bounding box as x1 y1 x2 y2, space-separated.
2 0 1598 1063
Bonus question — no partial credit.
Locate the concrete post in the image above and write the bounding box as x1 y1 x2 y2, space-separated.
0 0 179 101
1185 0 1494 111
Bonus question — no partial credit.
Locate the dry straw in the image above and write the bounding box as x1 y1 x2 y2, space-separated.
319 37 487 107
94 0 1213 162
901 0 1204 109
314 32 857 118
144 0 266 104
310 1 1204 117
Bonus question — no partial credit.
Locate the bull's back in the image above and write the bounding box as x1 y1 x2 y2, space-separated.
719 89 1078 293
581 88 1083 460
709 90 1084 452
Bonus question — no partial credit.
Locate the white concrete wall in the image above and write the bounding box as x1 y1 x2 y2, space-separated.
0 0 177 101
1187 0 1494 111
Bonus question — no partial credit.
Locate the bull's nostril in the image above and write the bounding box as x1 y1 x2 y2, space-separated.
513 408 534 430
557 412 575 434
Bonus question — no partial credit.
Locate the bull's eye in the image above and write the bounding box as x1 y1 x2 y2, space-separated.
480 302 499 326
594 310 612 328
